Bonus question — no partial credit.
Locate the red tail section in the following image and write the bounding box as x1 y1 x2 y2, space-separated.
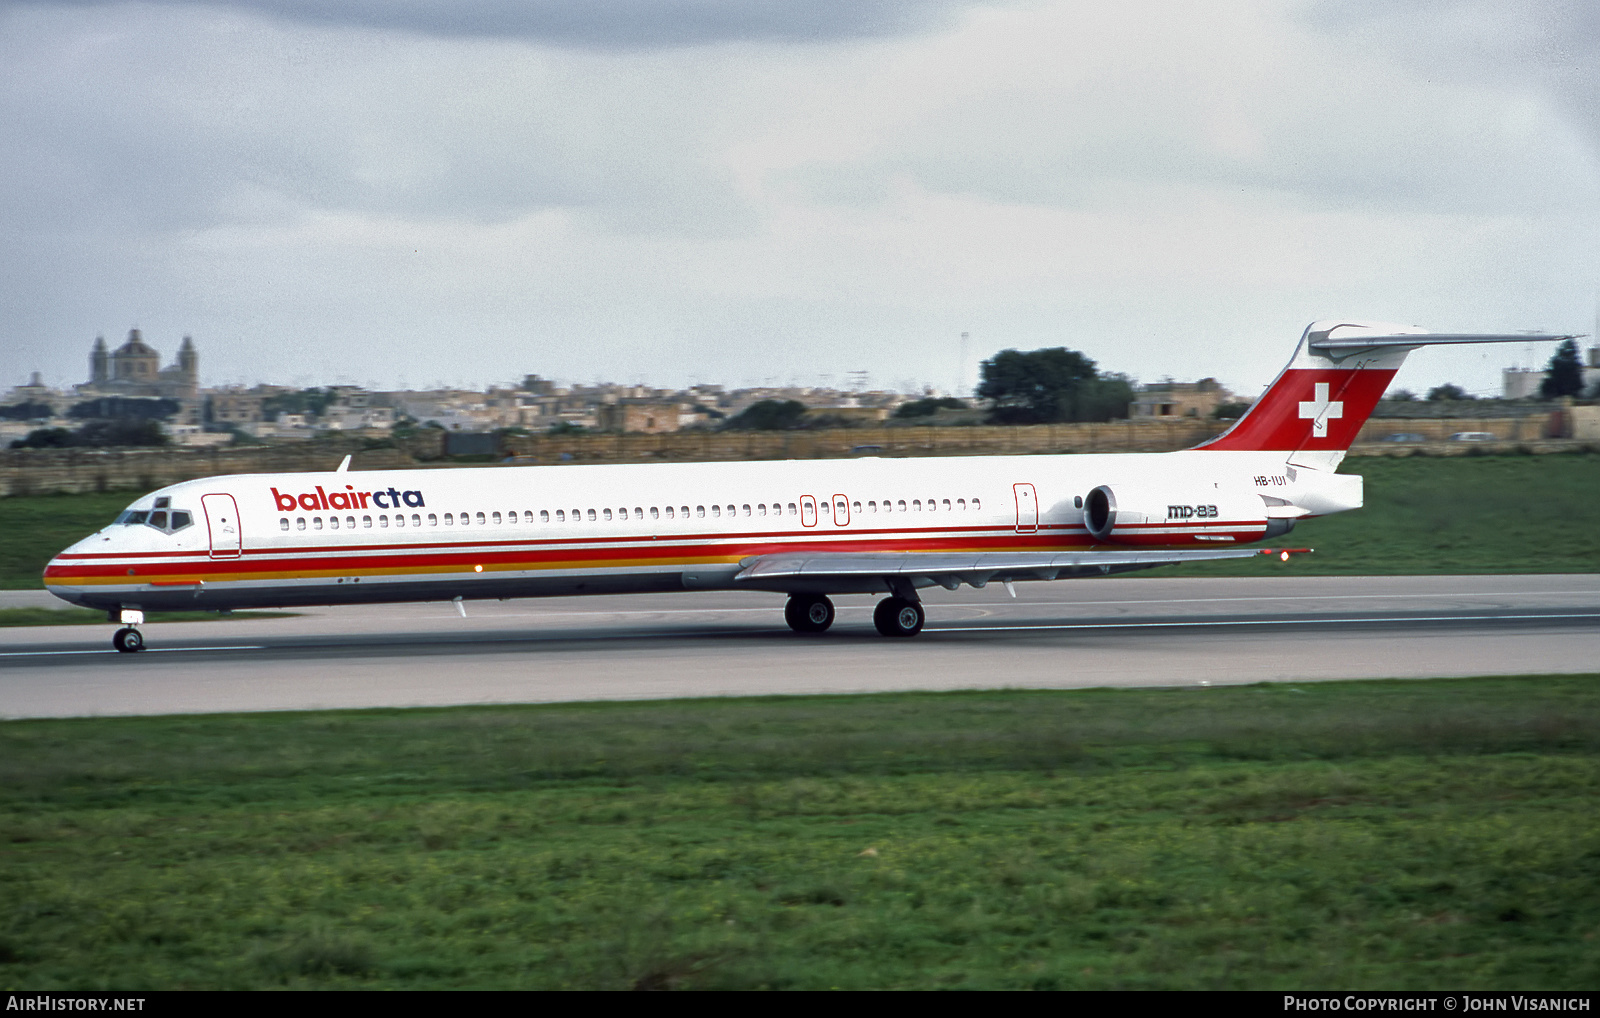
1195 321 1575 457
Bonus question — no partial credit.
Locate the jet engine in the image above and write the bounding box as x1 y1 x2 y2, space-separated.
1084 483 1292 544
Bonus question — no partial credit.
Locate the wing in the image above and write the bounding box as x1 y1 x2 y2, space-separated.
734 547 1298 593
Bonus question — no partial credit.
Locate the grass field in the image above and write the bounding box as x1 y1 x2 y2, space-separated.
3 455 1596 588
2 679 1597 989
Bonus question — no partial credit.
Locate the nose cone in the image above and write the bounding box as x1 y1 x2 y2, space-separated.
43 535 99 607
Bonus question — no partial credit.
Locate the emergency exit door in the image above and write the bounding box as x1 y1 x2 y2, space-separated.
1013 483 1038 534
201 493 242 558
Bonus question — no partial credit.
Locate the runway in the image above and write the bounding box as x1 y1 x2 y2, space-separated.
2 574 1597 719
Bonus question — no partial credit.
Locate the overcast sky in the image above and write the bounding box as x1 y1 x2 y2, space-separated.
3 0 1597 398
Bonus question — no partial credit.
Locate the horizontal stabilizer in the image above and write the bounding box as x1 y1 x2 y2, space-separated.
1310 331 1577 352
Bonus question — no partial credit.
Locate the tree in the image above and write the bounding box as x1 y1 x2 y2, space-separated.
68 396 179 421
892 397 968 419
0 401 54 421
1211 401 1252 420
1540 338 1584 399
977 348 1133 424
1427 384 1471 401
723 399 808 431
9 419 168 449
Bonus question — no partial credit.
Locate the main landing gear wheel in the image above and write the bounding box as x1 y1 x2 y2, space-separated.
784 594 835 633
873 597 925 638
112 627 144 653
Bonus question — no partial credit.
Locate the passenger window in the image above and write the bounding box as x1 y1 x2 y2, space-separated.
696 505 705 518
926 498 935 511
617 508 627 520
345 516 355 528
427 514 437 526
741 504 751 516
573 508 582 521
457 512 467 526
957 499 966 510
443 513 453 525
665 506 675 519
852 501 861 513
787 502 797 515
912 500 921 511
680 506 690 518
942 499 951 511
411 514 421 526
836 500 847 513
525 511 535 523
652 507 660 519
901 500 910 511
394 514 404 528
758 504 766 516
492 512 502 525
972 497 981 510
711 505 720 517
314 517 323 530
541 510 550 523
634 507 643 519
475 512 485 525
361 515 371 528
280 517 290 531
868 501 876 512
603 508 613 521
329 516 339 530
380 515 389 528
556 510 565 522
297 517 306 530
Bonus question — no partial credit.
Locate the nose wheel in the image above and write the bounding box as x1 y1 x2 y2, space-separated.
784 594 835 633
112 627 145 653
873 597 925 637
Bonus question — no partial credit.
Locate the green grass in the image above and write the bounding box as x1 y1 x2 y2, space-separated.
2 679 1598 989
1143 453 1600 576
0 491 134 589
3 455 1597 587
0 608 296 627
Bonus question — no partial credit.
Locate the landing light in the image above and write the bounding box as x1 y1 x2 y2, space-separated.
1281 551 1290 562
474 564 483 572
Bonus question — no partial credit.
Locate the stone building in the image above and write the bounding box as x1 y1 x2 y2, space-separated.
1129 377 1232 419
595 399 683 433
83 330 199 400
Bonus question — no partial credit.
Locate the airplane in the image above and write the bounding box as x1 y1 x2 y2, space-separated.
43 320 1572 651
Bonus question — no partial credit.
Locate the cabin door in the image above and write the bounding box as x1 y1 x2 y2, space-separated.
1013 483 1038 534
201 493 242 559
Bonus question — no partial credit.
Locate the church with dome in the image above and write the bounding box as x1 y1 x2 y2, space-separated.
81 330 199 400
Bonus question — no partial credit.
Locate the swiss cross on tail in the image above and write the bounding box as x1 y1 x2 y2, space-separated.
1297 383 1343 438
1197 321 1578 456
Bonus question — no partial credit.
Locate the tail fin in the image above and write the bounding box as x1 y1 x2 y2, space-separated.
1195 320 1575 467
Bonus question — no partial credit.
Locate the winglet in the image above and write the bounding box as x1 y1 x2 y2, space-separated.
336 455 352 473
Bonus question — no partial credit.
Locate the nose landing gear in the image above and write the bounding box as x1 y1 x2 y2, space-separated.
110 609 146 652
112 627 144 653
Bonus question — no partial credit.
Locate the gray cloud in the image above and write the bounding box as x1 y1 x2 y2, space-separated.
0 0 981 47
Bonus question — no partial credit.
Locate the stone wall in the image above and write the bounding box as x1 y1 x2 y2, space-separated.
2 416 1592 498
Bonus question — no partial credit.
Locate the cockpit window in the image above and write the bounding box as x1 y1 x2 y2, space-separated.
148 511 168 530
118 511 149 526
170 511 192 531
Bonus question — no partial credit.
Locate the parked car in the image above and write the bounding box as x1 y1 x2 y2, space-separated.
1447 431 1497 442
1379 432 1428 443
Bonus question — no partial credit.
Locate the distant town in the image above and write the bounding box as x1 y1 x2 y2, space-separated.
4 328 1597 450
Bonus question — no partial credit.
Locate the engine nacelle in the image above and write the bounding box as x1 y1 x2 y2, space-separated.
1084 483 1287 544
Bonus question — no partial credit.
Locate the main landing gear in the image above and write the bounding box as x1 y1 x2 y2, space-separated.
784 593 836 633
872 597 925 638
783 593 926 637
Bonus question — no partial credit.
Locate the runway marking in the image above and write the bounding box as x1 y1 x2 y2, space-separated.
0 646 268 658
932 612 1600 633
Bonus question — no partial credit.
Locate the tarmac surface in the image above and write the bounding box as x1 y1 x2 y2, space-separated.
1 574 1597 719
